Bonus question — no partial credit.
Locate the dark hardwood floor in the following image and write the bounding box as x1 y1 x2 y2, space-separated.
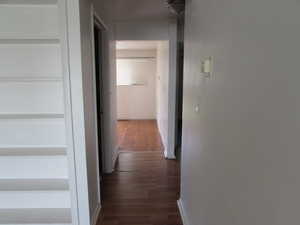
117 120 164 151
98 120 182 225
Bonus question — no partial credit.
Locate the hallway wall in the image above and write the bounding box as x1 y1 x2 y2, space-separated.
67 0 117 224
180 0 300 225
115 20 170 41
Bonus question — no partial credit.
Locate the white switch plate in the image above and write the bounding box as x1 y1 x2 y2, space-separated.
201 57 213 77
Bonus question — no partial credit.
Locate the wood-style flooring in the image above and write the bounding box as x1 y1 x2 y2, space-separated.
117 120 164 151
98 120 182 225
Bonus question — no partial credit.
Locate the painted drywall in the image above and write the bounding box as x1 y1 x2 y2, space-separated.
94 0 118 174
67 0 117 224
112 0 172 21
180 0 300 225
79 1 100 221
156 41 169 156
115 20 170 41
117 49 157 120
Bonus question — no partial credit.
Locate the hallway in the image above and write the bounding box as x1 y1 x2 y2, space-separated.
98 152 182 225
117 120 164 151
98 121 182 225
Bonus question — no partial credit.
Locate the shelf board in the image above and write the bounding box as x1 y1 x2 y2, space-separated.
0 145 67 156
0 113 64 119
0 208 71 224
0 76 62 82
0 178 69 191
0 38 60 44
0 0 58 6
0 191 71 209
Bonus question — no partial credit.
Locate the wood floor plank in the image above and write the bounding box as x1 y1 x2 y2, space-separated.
117 120 164 151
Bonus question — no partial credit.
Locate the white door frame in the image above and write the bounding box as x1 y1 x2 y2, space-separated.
90 4 109 225
166 21 178 159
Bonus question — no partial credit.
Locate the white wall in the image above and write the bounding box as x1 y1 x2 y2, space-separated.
79 2 100 222
117 49 156 120
67 0 117 224
115 20 170 40
79 1 117 224
180 1 300 225
94 0 118 173
156 41 169 156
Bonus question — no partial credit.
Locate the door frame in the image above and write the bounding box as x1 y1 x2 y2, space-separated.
90 4 108 217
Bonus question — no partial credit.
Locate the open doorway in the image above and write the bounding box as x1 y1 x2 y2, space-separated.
92 16 105 200
115 41 170 155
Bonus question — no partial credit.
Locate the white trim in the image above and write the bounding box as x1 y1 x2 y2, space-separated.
167 20 178 161
164 149 168 159
0 76 62 82
112 148 120 171
177 199 190 225
91 2 111 206
93 11 108 31
60 0 82 224
0 113 64 119
0 145 66 156
91 2 116 174
91 203 102 225
0 35 59 40
0 0 58 6
0 38 60 44
164 149 176 159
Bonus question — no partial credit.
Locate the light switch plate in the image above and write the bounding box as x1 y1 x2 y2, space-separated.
201 57 213 77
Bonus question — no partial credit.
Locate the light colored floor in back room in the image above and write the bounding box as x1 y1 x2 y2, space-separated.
117 120 164 151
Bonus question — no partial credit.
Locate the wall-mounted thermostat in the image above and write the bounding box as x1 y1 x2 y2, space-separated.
201 57 213 78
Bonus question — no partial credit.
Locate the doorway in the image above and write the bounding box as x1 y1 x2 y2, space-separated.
97 40 183 224
115 41 165 153
175 15 185 159
93 18 105 198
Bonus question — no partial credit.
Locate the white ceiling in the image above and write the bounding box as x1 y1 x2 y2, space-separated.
116 41 159 50
113 0 173 21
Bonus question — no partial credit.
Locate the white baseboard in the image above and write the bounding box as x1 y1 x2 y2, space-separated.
112 147 120 170
177 199 190 225
164 149 168 158
164 149 176 159
105 147 120 174
91 203 101 225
